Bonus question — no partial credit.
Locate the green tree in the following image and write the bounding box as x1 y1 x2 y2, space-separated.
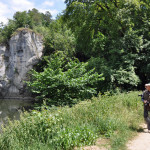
63 0 145 90
28 8 52 27
13 11 32 28
34 17 76 67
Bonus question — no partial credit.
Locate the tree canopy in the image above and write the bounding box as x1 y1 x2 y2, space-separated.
1 1 150 106
63 0 150 90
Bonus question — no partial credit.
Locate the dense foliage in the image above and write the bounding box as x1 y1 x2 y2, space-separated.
27 52 103 106
63 0 150 90
1 0 150 103
34 18 76 57
0 92 143 150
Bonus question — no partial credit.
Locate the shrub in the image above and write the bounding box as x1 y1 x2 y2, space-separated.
27 51 104 106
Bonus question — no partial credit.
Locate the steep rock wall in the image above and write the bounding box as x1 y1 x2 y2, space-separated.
0 29 43 99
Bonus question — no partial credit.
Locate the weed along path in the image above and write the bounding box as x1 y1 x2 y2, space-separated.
127 124 150 150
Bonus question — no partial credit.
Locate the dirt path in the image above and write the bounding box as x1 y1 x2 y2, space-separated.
127 124 150 150
75 138 110 150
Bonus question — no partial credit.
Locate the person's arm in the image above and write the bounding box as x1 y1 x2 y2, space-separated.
141 93 144 102
141 92 147 103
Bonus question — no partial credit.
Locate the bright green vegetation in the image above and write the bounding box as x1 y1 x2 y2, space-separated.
27 51 104 106
0 92 143 150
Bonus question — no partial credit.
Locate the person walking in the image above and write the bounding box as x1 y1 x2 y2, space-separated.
141 83 150 130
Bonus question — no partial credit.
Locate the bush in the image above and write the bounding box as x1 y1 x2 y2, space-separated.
27 51 104 106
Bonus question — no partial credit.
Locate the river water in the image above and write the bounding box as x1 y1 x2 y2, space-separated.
0 99 33 129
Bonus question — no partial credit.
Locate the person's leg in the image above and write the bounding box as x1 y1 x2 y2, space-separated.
144 106 150 130
144 106 148 122
147 117 150 130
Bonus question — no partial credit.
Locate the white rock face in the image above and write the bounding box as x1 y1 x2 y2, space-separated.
0 46 6 77
0 29 43 99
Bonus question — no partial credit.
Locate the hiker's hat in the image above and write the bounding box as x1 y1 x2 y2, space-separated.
145 83 150 86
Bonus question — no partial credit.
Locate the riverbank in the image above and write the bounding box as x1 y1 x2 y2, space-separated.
0 99 34 131
0 91 143 150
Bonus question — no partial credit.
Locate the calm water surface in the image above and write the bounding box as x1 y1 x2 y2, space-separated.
0 99 33 129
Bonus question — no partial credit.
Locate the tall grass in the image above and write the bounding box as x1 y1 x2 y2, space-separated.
0 91 143 150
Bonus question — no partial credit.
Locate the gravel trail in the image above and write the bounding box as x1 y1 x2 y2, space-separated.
127 124 150 150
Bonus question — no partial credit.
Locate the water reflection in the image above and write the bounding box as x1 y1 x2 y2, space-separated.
0 100 33 129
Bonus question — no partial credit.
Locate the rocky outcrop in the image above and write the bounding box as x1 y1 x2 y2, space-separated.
0 28 43 99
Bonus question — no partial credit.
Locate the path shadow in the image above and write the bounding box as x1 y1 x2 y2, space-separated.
129 125 147 133
136 127 150 133
136 127 144 132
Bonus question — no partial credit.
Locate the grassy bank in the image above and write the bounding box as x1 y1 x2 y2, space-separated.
0 91 143 150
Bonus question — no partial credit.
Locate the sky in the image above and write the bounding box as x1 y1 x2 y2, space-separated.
0 0 66 24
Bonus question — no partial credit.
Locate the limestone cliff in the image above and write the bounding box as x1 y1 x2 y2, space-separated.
0 28 43 99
